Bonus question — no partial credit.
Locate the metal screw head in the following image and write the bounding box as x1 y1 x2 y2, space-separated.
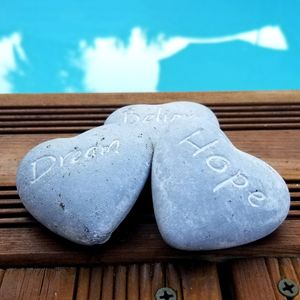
155 287 177 300
278 278 299 298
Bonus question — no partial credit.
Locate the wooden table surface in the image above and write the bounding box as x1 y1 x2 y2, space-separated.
0 91 299 299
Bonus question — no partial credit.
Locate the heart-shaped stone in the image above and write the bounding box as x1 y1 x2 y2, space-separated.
105 101 219 144
16 124 152 245
152 118 290 250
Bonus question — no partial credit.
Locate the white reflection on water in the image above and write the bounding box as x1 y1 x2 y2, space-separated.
0 33 26 93
75 26 288 92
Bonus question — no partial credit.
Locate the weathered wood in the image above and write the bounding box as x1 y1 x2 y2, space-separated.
38 268 76 300
166 264 182 300
0 220 298 266
1 91 300 106
0 267 76 300
127 264 139 300
114 265 127 300
232 259 277 300
140 264 152 300
101 266 114 300
76 267 91 300
89 267 103 300
0 268 27 300
180 262 222 300
151 263 165 298
0 262 225 299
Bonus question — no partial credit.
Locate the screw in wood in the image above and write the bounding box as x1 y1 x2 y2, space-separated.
278 278 299 298
155 287 177 300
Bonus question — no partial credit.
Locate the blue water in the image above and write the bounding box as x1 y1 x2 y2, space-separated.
0 0 299 93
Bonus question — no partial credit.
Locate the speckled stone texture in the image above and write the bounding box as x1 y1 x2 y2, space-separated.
152 118 290 250
105 101 219 144
16 124 153 245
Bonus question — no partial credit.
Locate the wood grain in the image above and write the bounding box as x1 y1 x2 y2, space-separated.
232 259 277 300
1 91 300 106
180 262 222 300
0 220 297 266
127 264 139 300
0 267 76 300
166 264 182 300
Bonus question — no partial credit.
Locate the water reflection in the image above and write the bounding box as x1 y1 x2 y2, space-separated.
75 26 287 92
0 33 26 93
0 26 289 93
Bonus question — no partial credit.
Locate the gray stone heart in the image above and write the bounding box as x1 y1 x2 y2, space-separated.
105 101 219 144
152 118 290 250
16 124 152 245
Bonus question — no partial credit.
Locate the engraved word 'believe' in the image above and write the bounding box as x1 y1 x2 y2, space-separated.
30 140 120 184
179 129 267 208
122 108 194 124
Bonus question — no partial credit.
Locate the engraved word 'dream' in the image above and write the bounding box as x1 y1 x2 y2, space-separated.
30 140 120 184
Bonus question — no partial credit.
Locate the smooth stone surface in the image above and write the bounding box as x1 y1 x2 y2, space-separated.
17 124 152 245
152 118 290 250
105 101 219 144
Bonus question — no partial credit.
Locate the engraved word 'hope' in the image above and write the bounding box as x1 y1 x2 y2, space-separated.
178 129 267 208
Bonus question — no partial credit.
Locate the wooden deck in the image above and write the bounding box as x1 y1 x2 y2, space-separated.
0 91 299 299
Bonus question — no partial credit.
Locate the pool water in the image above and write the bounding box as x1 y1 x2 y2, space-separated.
0 0 298 93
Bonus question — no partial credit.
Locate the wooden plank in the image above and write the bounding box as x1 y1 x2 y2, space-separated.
114 265 127 300
0 120 102 127
216 110 300 117
127 264 139 300
2 110 300 121
140 264 152 300
151 263 165 298
66 263 223 300
0 126 91 134
0 190 18 197
0 220 297 266
180 262 222 300
292 258 300 282
1 91 300 106
0 217 35 225
166 264 182 300
0 113 107 120
3 109 300 120
0 208 27 215
232 259 277 300
0 268 76 300
0 199 22 205
76 268 90 300
88 267 103 300
101 266 114 300
278 258 300 300
265 258 285 300
0 108 115 114
5 116 300 125
0 268 27 300
265 258 300 300
1 129 300 186
39 267 76 300
2 103 300 113
17 269 45 300
3 116 300 126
